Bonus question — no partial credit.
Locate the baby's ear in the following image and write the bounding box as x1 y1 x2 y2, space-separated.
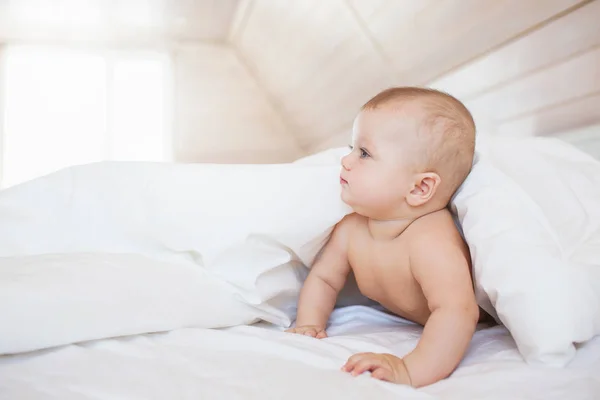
406 172 441 207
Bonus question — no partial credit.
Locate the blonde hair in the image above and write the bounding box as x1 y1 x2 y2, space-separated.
362 87 476 201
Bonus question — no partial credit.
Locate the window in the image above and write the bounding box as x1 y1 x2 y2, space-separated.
0 45 171 188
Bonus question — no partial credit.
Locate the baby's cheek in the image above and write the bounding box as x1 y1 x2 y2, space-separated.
365 177 390 196
371 184 400 206
363 185 389 205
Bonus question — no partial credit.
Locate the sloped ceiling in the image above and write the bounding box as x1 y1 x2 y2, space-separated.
231 0 599 153
0 0 598 158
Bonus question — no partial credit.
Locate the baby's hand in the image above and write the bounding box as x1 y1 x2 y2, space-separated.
342 353 412 385
285 325 328 339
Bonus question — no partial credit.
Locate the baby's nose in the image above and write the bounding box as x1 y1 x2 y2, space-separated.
341 155 351 170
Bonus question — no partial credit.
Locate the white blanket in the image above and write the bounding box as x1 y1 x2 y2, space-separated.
0 162 351 354
1 306 598 400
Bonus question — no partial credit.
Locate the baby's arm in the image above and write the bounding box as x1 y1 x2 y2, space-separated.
286 216 352 338
403 231 479 387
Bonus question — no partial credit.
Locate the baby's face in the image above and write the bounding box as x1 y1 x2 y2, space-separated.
340 107 422 218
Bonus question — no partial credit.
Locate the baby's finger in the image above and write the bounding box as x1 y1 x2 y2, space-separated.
350 358 381 376
342 353 367 372
371 367 391 381
303 329 317 337
316 330 327 339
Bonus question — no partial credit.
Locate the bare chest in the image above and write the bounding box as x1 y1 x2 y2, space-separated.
347 233 423 310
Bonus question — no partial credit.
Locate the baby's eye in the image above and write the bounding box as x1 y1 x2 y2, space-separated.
359 148 370 158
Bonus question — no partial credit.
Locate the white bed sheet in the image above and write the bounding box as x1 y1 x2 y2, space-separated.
1 306 599 400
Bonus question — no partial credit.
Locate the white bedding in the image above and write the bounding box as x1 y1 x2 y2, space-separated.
1 137 600 399
1 306 598 400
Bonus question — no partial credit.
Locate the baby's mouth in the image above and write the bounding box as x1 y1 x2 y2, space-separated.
340 176 348 185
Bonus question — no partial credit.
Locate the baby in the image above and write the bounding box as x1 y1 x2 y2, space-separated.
286 87 479 387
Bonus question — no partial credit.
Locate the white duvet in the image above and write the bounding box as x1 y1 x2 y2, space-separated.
0 162 352 354
1 136 600 399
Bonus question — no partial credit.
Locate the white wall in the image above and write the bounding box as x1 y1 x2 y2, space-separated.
172 43 303 164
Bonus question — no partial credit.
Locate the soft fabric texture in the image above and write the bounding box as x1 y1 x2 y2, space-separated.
486 136 600 270
482 136 600 363
2 306 599 400
451 154 598 366
0 162 352 354
0 253 261 354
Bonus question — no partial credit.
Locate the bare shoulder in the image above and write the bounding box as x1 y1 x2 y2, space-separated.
407 208 464 245
335 212 364 236
308 213 361 275
328 213 363 250
406 209 471 268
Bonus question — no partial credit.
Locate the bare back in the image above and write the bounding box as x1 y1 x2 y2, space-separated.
344 209 472 326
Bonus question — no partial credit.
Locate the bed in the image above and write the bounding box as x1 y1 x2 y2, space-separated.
1 305 599 399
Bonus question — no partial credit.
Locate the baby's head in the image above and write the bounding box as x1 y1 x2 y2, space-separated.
340 87 475 220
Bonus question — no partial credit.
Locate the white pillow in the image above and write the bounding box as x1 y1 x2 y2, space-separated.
0 253 263 355
451 154 597 366
486 136 600 268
